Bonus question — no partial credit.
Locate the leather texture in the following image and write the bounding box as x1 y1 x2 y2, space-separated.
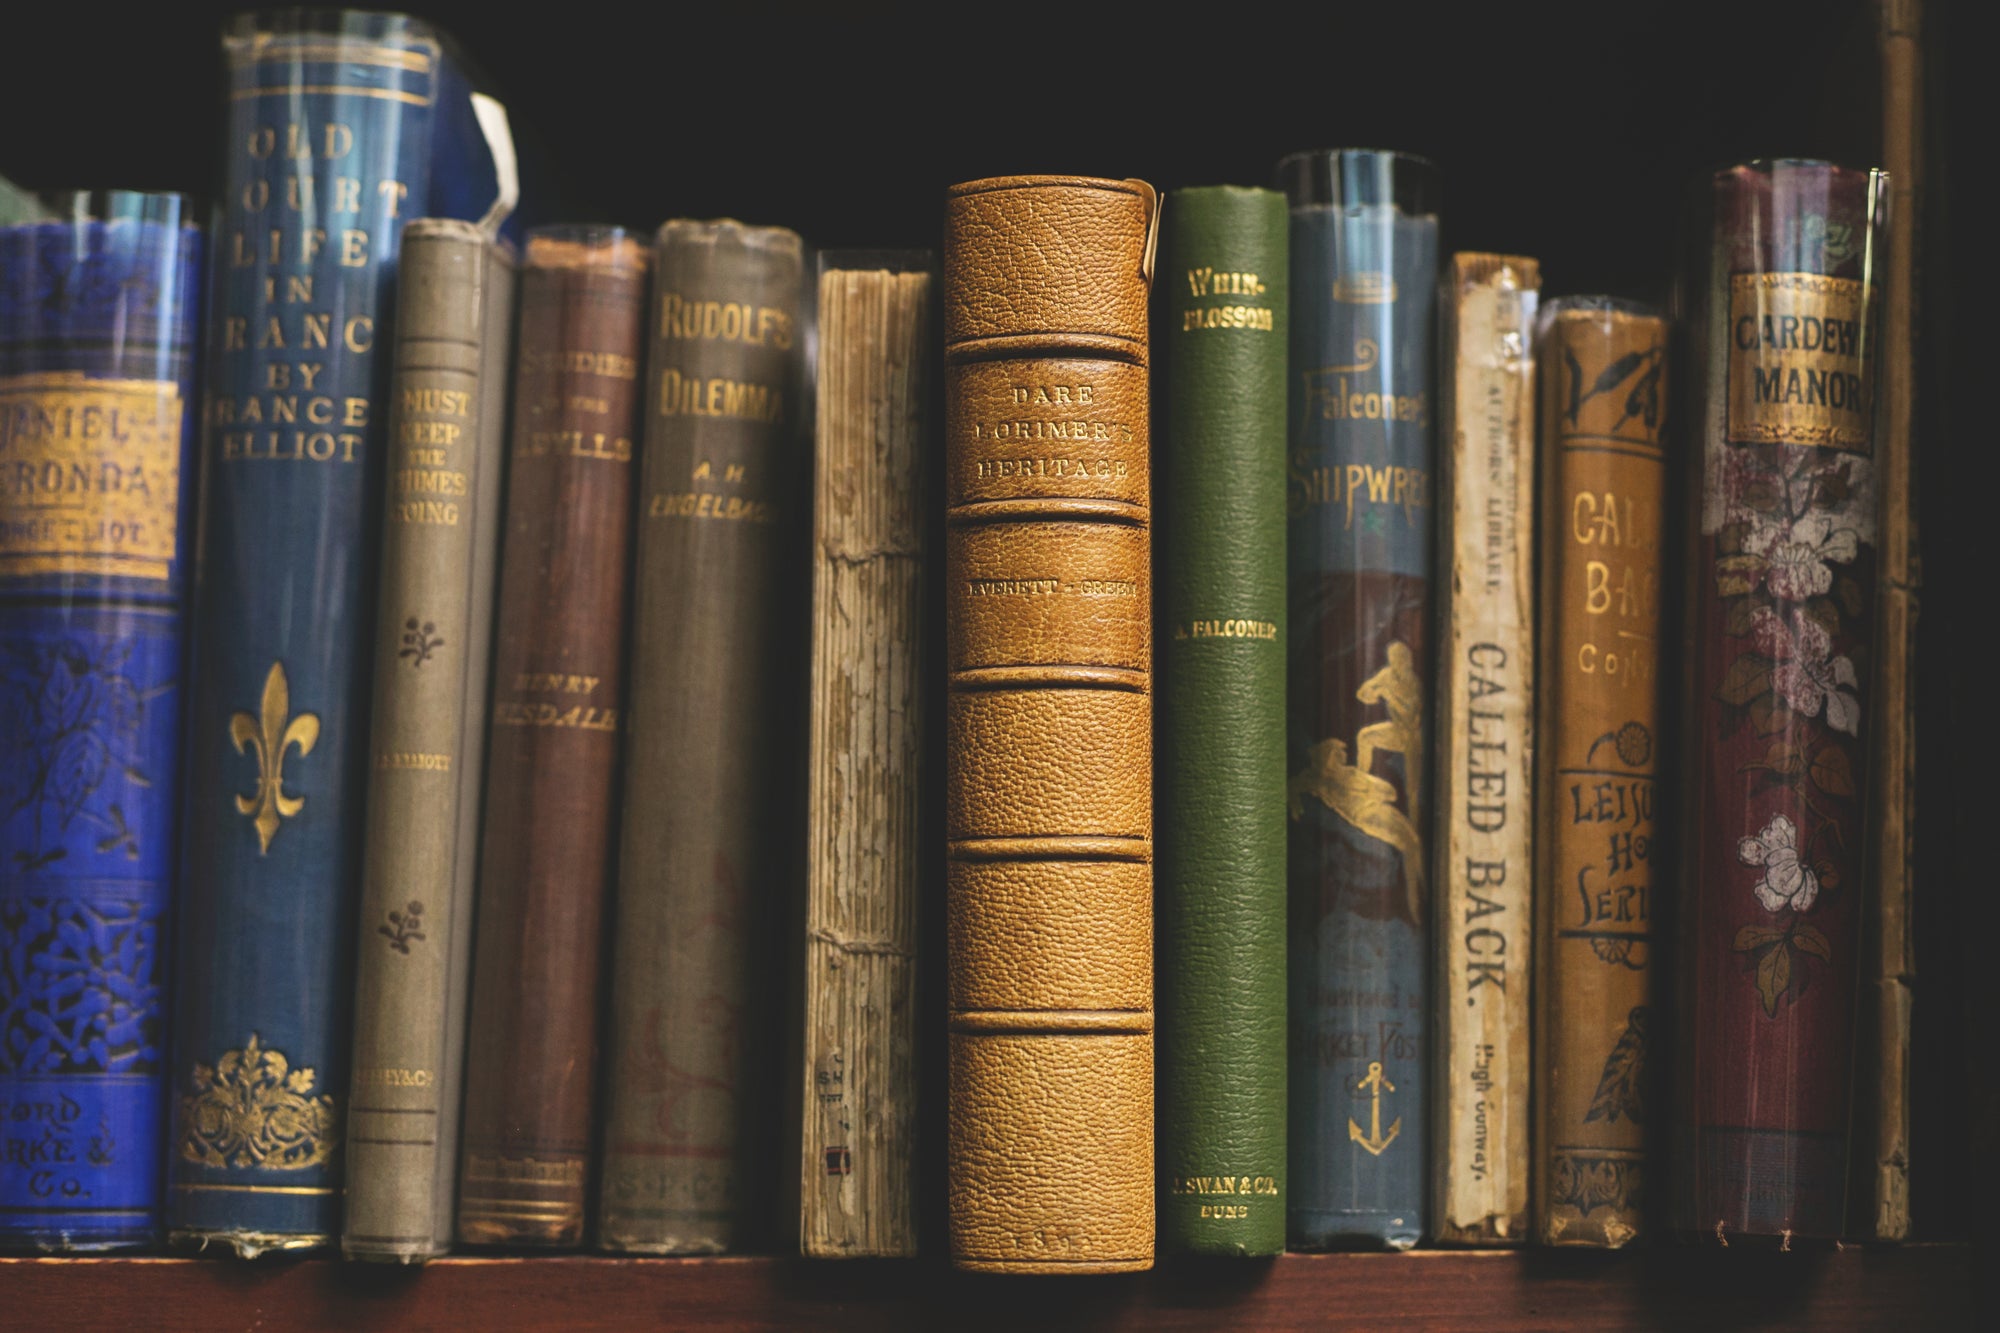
1154 187 1290 1258
1432 253 1537 1246
1533 299 1668 1249
599 220 807 1254
458 230 648 1248
944 175 1156 1273
345 224 511 1261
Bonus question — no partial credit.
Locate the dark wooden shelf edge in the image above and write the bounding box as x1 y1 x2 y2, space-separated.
0 1245 1972 1331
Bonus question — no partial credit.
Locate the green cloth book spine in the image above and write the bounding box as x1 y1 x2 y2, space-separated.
1156 186 1290 1257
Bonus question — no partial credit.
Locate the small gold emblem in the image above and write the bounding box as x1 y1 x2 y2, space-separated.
178 1032 339 1170
1348 1061 1402 1156
230 661 320 854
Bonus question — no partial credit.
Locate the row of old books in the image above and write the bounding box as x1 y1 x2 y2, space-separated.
0 10 1912 1270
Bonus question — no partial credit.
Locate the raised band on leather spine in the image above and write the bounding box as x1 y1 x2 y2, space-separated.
948 332 1147 365
951 1010 1154 1034
944 172 1155 1272
947 835 1152 862
946 497 1150 527
950 665 1148 693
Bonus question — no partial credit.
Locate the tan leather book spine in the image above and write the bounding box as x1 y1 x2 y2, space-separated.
599 220 807 1255
457 229 648 1248
1532 299 1669 1248
943 175 1158 1274
1867 0 1921 1243
1433 253 1539 1245
345 222 514 1261
800 262 933 1258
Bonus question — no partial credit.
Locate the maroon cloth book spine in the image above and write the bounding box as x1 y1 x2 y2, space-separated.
1674 160 1889 1242
456 230 649 1246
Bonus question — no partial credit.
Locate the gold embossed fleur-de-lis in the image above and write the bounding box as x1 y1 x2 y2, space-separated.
230 662 320 854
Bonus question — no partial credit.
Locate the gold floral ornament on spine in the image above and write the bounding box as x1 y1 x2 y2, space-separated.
178 1032 340 1169
230 661 319 853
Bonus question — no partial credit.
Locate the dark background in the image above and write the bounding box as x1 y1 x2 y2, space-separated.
2 0 1982 1245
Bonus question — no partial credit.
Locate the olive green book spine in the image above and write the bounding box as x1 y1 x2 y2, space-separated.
1156 186 1289 1257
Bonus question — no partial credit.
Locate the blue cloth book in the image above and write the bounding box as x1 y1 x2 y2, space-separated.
0 191 203 1251
167 10 504 1255
1279 150 1441 1249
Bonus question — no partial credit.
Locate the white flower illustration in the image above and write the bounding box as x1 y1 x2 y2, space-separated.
1744 512 1861 602
1752 607 1861 736
1738 813 1818 913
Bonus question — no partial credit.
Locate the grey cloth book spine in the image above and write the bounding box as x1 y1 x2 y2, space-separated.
343 221 515 1261
598 219 808 1254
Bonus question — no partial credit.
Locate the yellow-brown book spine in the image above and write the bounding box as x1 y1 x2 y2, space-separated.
1532 299 1670 1248
942 175 1157 1274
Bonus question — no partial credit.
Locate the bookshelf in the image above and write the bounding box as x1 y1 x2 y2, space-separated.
2 1248 1974 1331
0 0 1984 1326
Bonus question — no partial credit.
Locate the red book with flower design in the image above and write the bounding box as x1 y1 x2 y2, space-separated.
1674 159 1889 1243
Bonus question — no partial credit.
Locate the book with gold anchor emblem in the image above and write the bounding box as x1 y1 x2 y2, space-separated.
1279 149 1440 1249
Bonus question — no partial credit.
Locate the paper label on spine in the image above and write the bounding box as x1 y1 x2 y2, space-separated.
1726 273 1873 453
0 372 183 579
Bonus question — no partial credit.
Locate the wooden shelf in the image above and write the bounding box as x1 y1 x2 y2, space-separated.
1 1246 1971 1331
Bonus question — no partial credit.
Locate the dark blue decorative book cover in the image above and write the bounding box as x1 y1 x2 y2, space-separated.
168 11 500 1254
1280 150 1441 1249
0 192 203 1250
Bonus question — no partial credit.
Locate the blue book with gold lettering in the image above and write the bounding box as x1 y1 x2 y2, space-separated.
1279 150 1441 1249
168 10 505 1255
0 191 203 1252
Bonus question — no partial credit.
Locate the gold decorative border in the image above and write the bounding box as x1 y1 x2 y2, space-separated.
171 1182 338 1196
232 37 437 74
230 85 433 106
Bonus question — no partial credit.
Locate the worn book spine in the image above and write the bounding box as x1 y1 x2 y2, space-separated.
1432 253 1538 1246
1866 0 1921 1243
169 13 497 1255
799 258 933 1258
0 193 202 1251
458 227 647 1248
599 220 806 1254
1675 160 1887 1243
943 174 1157 1274
1279 149 1440 1250
1155 186 1289 1258
343 223 512 1262
1532 298 1669 1249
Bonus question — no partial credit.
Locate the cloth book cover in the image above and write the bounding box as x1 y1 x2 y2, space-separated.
1532 296 1669 1248
457 226 647 1249
0 191 203 1251
598 219 807 1255
1674 159 1887 1244
168 10 506 1254
1155 185 1289 1258
1432 253 1538 1246
342 222 515 1262
1280 149 1440 1250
